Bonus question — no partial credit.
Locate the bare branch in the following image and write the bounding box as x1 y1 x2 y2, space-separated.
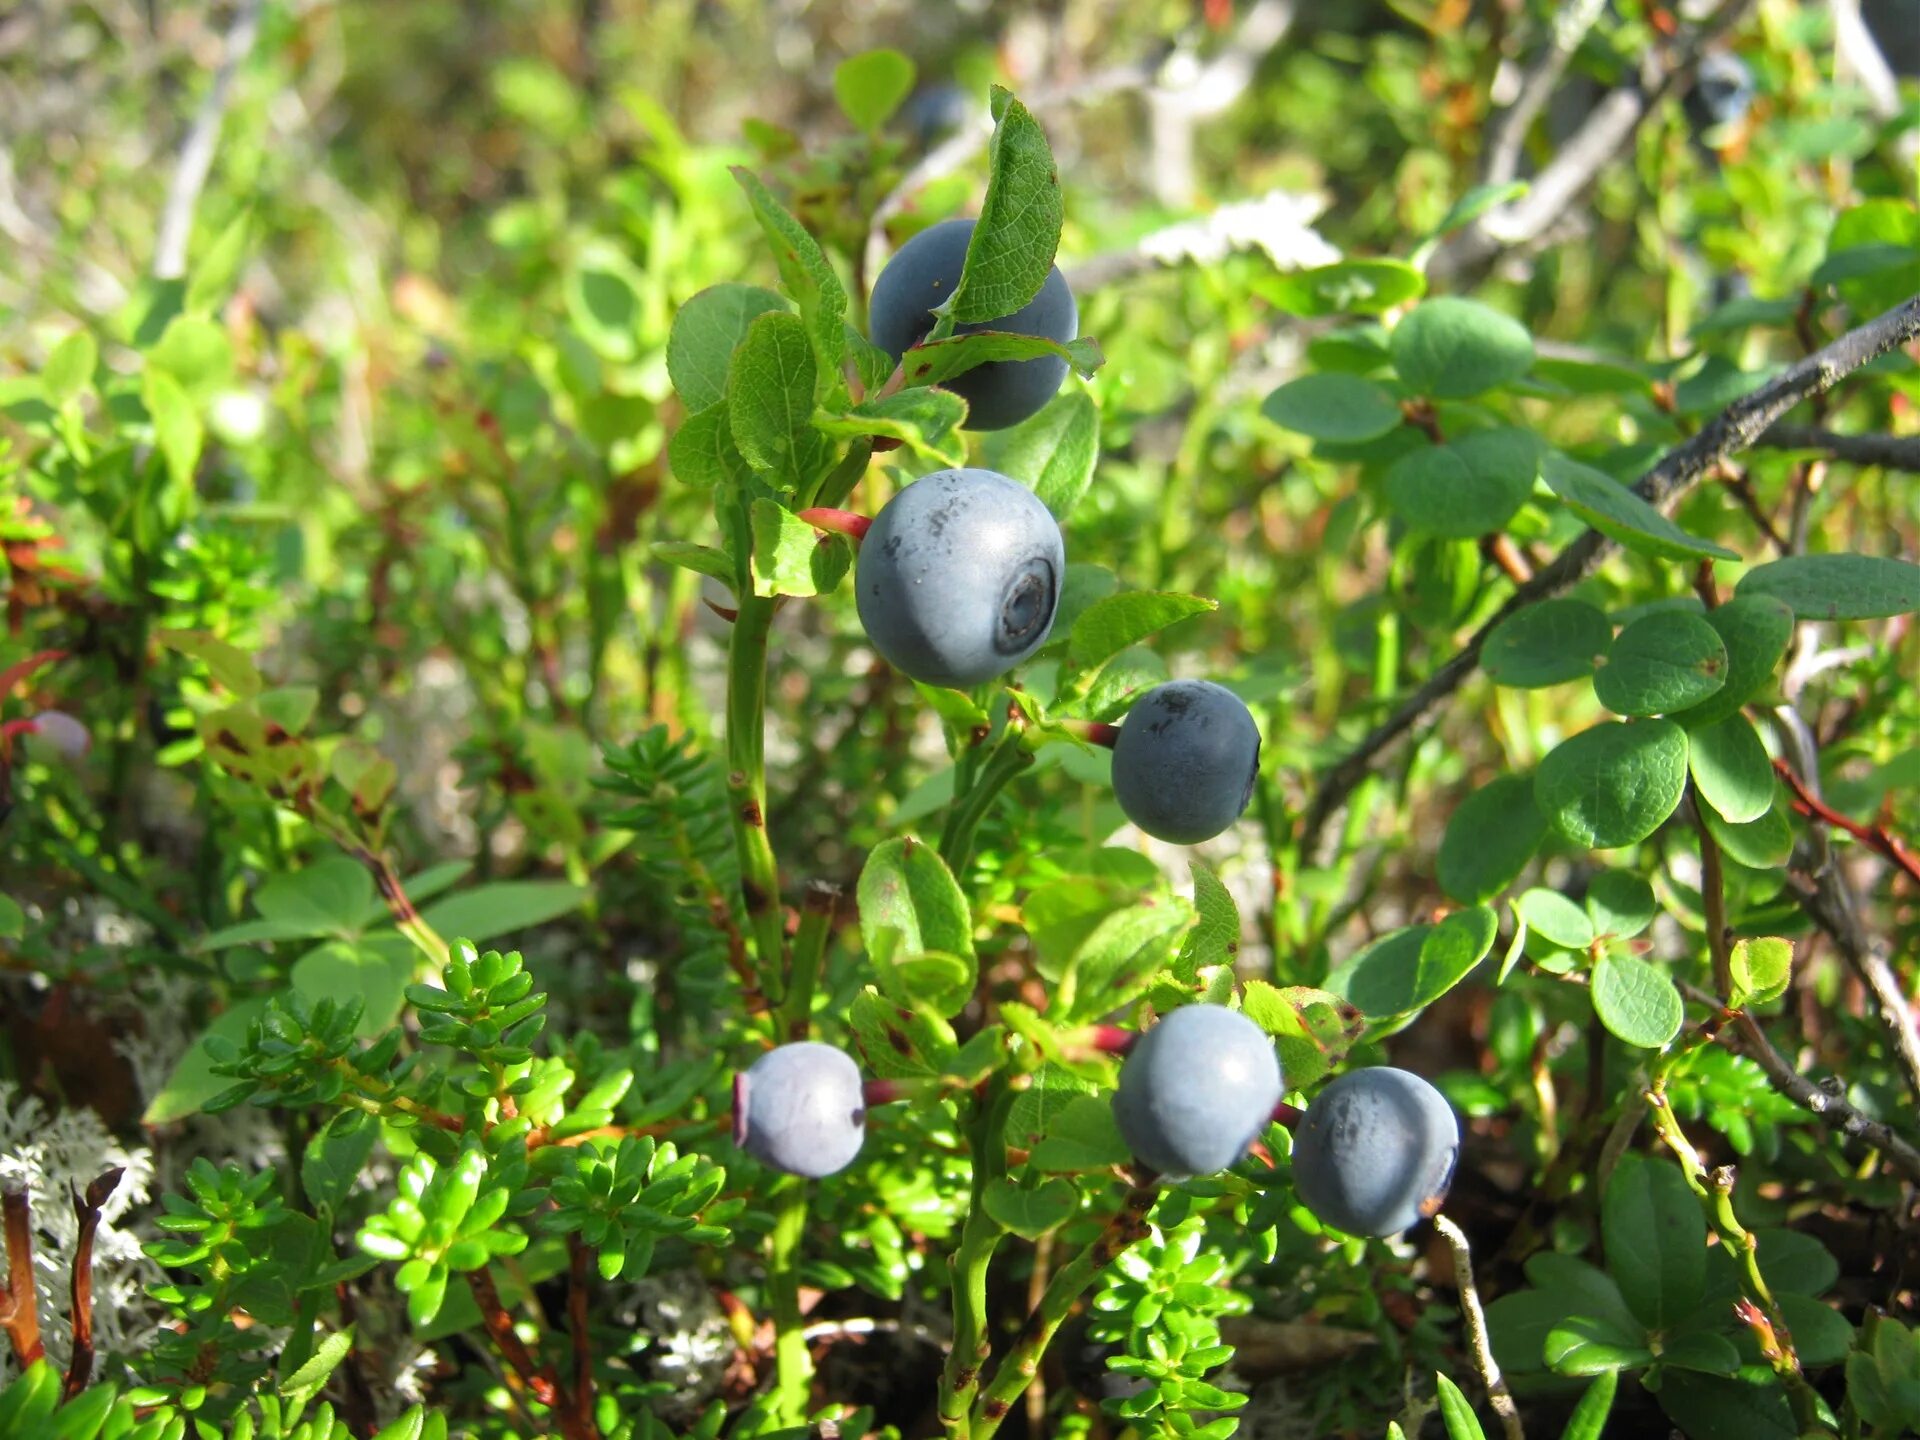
153 0 266 280
1481 0 1611 188
1757 424 1920 473
1432 1215 1523 1440
1432 0 1755 283
1298 289 1920 862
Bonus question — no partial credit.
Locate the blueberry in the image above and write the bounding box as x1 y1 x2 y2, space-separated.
855 467 1063 688
732 1042 866 1179
1110 681 1261 845
1111 1004 1284 1178
1865 0 1920 78
901 84 977 148
868 218 1078 431
1291 1067 1460 1237
1684 51 1755 135
24 711 89 762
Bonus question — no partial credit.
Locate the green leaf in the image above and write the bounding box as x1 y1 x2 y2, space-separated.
1517 888 1593 950
1381 427 1539 538
147 315 235 401
143 996 272 1124
667 283 790 412
833 49 916 132
731 167 848 379
1426 181 1530 242
1593 611 1728 717
814 387 968 467
900 330 1104 391
1559 1371 1619 1440
1437 774 1548 905
1591 951 1683 1048
1687 715 1772 824
983 389 1100 520
1258 258 1426 317
564 243 646 362
43 330 96 406
1390 297 1534 399
1178 863 1240 977
728 310 825 479
1825 200 1920 318
1337 907 1497 1017
668 402 756 492
1585 871 1656 940
749 498 848 598
981 1177 1077 1238
1654 1372 1796 1440
143 367 203 488
293 940 414 1036
1067 591 1217 672
1240 983 1363 1089
280 1326 356 1409
1775 1291 1853 1367
417 882 588 943
186 208 252 315
858 837 975 961
948 88 1063 326
1482 599 1612 688
1604 1154 1705 1330
1261 373 1403 442
1435 1373 1489 1440
46 1381 120 1440
1535 721 1689 849
1082 644 1168 722
650 541 736 584
0 895 24 939
255 857 376 935
1701 791 1793 868
1729 936 1792 1008
1670 594 1794 727
1542 454 1739 562
1029 1094 1131 1172
1736 553 1920 621
303 1119 378 1214
155 627 263 698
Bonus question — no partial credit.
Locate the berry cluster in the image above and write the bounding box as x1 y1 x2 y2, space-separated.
844 230 1265 845
734 1012 1460 1240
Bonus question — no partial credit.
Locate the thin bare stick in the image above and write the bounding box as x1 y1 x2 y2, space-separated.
153 0 266 279
1297 289 1920 863
1757 425 1920 474
64 1168 125 1398
1482 0 1611 187
1432 0 1755 281
1433 1215 1523 1440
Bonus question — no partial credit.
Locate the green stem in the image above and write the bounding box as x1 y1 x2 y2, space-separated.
968 1185 1158 1440
781 883 838 1041
726 594 785 1000
939 733 1033 878
808 439 873 511
766 1176 811 1421
939 1082 1015 1433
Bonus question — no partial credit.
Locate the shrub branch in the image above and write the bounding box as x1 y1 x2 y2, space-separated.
1298 289 1920 863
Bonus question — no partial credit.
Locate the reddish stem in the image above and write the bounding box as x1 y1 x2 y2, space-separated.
1 1189 42 1368
0 649 67 696
64 1168 124 1398
1269 1100 1304 1130
796 507 873 542
1088 1024 1136 1055
1773 758 1920 888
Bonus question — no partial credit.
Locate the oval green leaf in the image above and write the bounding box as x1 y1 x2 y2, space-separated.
1687 714 1773 824
1593 611 1728 717
1437 773 1548 905
1483 598 1612 688
1535 721 1689 849
1736 553 1920 621
1261 373 1403 442
1390 297 1534 399
1381 427 1539 538
1592 951 1684 1050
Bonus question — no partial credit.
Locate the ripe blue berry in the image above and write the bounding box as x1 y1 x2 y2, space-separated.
732 1042 866 1179
1110 681 1261 845
868 218 1078 431
24 710 89 762
1864 1 1920 78
855 467 1063 688
1685 51 1756 134
1111 1004 1284 1178
1291 1067 1459 1237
